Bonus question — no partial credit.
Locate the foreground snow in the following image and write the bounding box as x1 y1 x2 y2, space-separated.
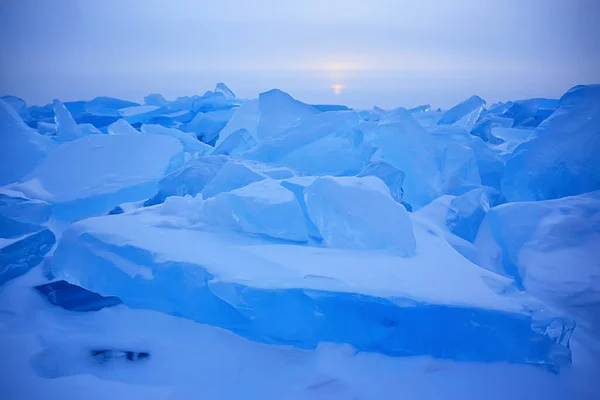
1 269 598 400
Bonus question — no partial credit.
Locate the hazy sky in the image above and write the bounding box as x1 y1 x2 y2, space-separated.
1 0 599 109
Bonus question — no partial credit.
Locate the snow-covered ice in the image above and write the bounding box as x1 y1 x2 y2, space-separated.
1 83 599 399
11 134 184 220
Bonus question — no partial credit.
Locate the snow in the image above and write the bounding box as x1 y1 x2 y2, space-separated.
47 207 573 367
1 269 596 400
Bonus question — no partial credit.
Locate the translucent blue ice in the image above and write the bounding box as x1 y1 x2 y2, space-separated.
0 99 54 185
144 93 168 107
256 89 319 141
438 95 486 131
141 124 213 155
357 161 405 203
13 134 184 221
183 109 234 145
145 156 228 206
447 187 506 243
50 211 574 368
247 111 373 176
305 176 416 256
475 191 600 329
0 189 52 238
212 129 257 156
1 229 55 286
502 85 600 201
214 83 236 100
374 108 441 209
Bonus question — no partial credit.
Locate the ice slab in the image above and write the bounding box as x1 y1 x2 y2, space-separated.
256 89 319 141
201 159 268 199
107 119 140 136
53 99 84 142
85 97 140 117
279 176 322 241
247 111 372 176
141 124 212 155
212 128 257 156
471 115 513 144
215 99 259 147
214 83 236 100
183 109 234 145
374 108 441 209
118 105 164 124
502 85 600 201
502 98 559 127
143 93 168 107
145 155 228 206
13 134 184 221
36 122 57 136
357 161 405 203
163 179 309 242
0 100 54 185
50 212 573 367
311 104 350 112
0 189 52 239
438 95 486 131
447 187 506 243
192 91 236 113
28 103 54 124
34 280 122 311
305 176 416 256
1 95 31 122
475 191 600 330
0 229 55 286
440 143 481 194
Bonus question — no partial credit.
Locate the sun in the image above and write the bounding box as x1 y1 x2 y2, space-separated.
332 84 344 96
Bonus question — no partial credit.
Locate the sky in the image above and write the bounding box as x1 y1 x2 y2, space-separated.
1 0 599 109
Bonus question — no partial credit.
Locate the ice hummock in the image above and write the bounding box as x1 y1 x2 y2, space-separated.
107 119 140 136
437 95 486 132
0 99 54 185
502 85 600 201
256 89 319 141
475 191 600 317
215 82 236 100
4 83 599 391
12 134 184 220
49 209 574 367
305 176 416 255
246 110 373 176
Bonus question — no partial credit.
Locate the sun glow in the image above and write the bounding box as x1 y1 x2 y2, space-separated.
332 84 344 95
